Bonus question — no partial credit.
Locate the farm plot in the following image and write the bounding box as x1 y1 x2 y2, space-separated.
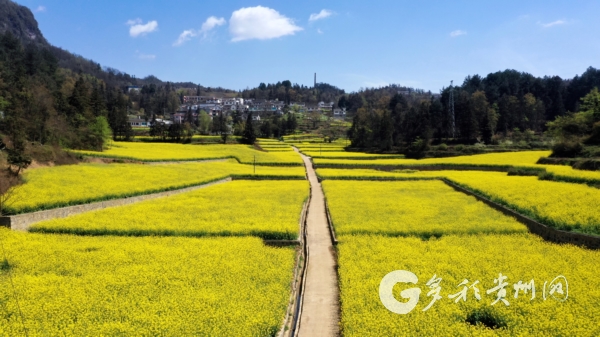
257 138 283 144
136 135 241 143
319 169 600 235
543 165 600 184
260 142 295 152
72 142 303 165
7 160 305 215
321 180 526 238
301 151 404 160
294 144 347 150
30 180 309 239
0 230 295 336
436 171 600 235
313 151 551 168
338 234 600 336
264 148 296 152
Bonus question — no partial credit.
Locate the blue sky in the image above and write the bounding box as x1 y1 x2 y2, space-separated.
14 0 600 93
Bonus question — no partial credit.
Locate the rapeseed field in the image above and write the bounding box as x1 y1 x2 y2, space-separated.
72 142 303 165
0 230 295 336
338 234 600 336
31 180 309 239
322 180 527 237
313 150 551 167
8 160 305 214
319 169 600 235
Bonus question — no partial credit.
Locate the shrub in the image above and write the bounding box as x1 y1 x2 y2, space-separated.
437 143 448 151
507 167 546 176
585 121 600 145
465 307 507 330
405 137 429 159
551 141 583 158
572 159 600 171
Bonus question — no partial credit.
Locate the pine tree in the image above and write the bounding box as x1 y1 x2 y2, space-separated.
241 112 256 144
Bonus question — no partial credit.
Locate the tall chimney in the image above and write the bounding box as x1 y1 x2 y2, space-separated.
314 73 316 88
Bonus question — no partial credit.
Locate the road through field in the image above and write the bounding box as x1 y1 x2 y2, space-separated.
296 148 340 337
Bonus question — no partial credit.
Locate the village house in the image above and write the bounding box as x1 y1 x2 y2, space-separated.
174 95 347 124
129 117 148 127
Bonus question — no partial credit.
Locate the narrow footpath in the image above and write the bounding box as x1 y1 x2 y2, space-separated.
296 149 340 337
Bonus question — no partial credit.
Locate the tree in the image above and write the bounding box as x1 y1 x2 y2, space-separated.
547 87 600 143
308 110 321 129
212 112 230 143
454 90 475 142
167 123 183 142
6 138 31 176
470 91 490 140
405 137 429 159
233 121 245 136
580 87 600 119
149 115 167 140
285 112 297 135
89 116 112 150
241 112 256 144
520 93 537 131
0 170 22 216
183 122 194 142
338 95 348 109
378 110 394 151
498 95 519 134
260 120 272 138
185 106 195 125
198 110 211 135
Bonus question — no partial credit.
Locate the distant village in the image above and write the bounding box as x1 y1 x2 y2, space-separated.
128 93 347 128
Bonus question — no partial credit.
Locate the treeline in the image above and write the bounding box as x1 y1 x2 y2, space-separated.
0 32 134 151
0 27 233 152
345 68 600 152
240 81 345 104
0 31 199 153
228 110 298 140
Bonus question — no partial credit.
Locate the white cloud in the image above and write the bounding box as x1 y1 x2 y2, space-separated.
137 52 156 60
309 9 333 22
229 6 302 42
126 19 142 26
450 30 467 37
127 19 158 38
317 29 324 34
35 6 46 13
540 20 566 28
173 16 226 46
364 81 389 88
173 30 197 46
201 16 226 36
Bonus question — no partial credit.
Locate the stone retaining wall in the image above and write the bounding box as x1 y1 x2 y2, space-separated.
314 163 511 172
280 184 311 337
443 179 600 250
323 198 339 245
0 178 232 231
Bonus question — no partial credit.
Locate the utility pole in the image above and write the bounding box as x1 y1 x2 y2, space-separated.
449 80 456 139
314 73 318 99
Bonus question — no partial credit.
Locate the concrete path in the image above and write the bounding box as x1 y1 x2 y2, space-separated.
296 150 340 337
